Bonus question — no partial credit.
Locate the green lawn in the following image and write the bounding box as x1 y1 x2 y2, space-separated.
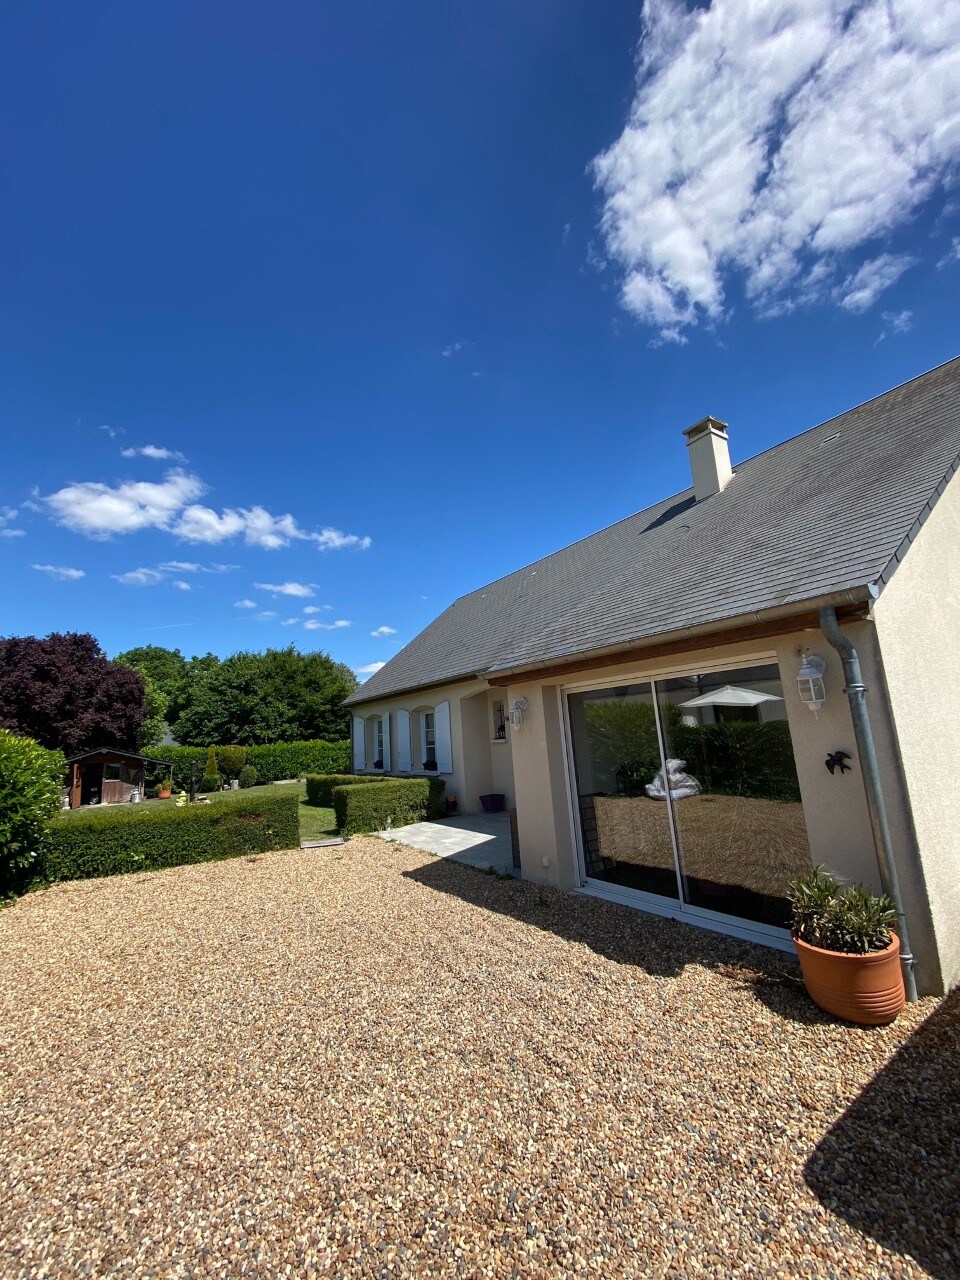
60 781 338 843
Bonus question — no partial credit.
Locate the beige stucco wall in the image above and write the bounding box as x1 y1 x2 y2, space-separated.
350 678 517 815
873 471 960 993
350 677 485 811
503 625 948 992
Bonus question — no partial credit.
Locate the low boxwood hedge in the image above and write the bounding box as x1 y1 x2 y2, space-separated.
308 773 447 821
305 773 372 807
40 792 300 883
164 739 350 789
333 778 444 837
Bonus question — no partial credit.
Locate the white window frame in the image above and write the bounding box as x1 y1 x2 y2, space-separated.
420 709 436 767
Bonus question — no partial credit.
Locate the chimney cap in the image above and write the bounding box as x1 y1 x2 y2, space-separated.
683 415 729 441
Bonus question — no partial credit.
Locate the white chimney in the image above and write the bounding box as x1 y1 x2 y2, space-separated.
683 415 732 502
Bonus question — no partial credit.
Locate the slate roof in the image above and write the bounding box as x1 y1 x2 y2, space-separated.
346 358 960 706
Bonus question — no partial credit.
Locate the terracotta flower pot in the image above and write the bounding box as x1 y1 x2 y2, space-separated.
158 788 172 800
792 932 905 1025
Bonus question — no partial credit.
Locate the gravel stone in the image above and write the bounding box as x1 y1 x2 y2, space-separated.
0 839 956 1279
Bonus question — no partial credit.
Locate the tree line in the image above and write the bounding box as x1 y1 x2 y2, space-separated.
0 634 356 756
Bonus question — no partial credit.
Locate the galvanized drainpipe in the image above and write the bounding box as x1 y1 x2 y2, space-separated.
819 606 918 1002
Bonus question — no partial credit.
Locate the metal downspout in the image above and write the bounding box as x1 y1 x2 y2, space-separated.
819 606 918 1002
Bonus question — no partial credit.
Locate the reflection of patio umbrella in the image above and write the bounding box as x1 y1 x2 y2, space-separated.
679 684 783 708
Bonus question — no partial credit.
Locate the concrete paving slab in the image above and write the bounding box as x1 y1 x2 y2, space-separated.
379 811 516 876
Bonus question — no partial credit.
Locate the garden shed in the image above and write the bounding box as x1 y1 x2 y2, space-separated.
65 748 172 808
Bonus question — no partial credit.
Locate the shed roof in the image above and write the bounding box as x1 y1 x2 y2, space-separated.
66 748 174 767
346 357 960 706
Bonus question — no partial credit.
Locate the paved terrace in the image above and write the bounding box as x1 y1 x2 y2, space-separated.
379 811 515 875
0 839 956 1279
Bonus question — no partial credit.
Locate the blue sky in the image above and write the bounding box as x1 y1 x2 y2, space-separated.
2 0 959 680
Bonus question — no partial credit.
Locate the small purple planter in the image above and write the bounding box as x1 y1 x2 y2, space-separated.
479 793 506 814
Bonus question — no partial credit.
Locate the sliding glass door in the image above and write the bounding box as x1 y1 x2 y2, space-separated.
567 663 812 931
567 683 679 900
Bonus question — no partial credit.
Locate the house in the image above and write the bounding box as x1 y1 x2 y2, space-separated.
65 748 173 808
345 358 960 995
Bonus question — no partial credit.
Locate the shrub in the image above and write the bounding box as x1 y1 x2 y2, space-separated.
306 773 446 817
305 773 371 807
204 745 218 779
333 778 442 837
788 865 897 954
238 764 258 789
0 730 65 887
217 745 247 780
164 739 350 788
40 791 300 883
200 774 222 793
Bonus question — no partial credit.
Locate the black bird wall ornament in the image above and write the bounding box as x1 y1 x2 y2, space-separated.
825 750 852 775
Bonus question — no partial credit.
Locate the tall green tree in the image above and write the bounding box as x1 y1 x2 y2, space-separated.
113 645 189 723
172 647 356 746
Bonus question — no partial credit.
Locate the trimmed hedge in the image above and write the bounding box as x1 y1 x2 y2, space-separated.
40 792 300 883
164 739 350 789
308 773 447 820
305 773 371 807
333 778 444 837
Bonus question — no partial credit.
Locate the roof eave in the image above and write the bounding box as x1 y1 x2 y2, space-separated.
481 585 875 685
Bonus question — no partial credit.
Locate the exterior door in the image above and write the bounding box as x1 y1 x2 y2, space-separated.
567 661 812 933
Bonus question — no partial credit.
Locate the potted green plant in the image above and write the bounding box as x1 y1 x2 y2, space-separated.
787 865 905 1025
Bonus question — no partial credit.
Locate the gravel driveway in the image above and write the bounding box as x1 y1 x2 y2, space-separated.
0 839 956 1279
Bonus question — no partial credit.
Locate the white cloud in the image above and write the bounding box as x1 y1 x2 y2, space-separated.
254 581 316 598
280 617 299 626
32 563 85 581
302 605 322 614
0 508 25 538
303 618 351 631
255 610 277 620
121 445 188 462
312 528 372 552
46 470 205 538
836 254 916 313
593 0 960 338
158 560 202 572
371 625 398 637
43 468 372 552
937 236 960 268
355 661 386 678
442 342 464 357
112 567 167 586
171 580 191 591
875 308 914 344
97 424 123 439
235 599 258 609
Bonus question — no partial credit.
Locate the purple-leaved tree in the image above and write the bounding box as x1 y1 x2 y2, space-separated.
0 633 147 756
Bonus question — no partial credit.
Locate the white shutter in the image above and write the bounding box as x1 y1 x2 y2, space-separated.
435 700 453 775
353 715 366 771
396 710 411 772
381 713 391 771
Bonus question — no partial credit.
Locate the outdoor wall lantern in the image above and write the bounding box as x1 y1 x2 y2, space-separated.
509 697 529 729
797 654 827 714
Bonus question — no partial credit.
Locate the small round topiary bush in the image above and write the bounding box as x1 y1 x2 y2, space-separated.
238 764 258 789
0 729 65 887
217 745 247 781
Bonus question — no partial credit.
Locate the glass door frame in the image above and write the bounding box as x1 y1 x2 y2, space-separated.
558 653 796 953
